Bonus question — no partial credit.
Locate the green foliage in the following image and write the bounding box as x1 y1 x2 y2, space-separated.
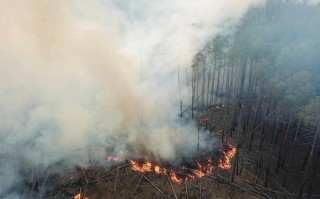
207 0 320 126
283 71 315 109
298 97 320 127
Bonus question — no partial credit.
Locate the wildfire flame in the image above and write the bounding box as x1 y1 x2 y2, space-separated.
170 170 183 183
218 145 237 169
73 193 89 199
106 106 236 183
129 145 237 183
155 165 167 174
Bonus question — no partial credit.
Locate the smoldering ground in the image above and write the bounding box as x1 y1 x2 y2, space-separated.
0 0 263 197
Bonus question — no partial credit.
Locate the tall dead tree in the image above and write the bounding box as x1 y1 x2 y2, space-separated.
298 121 320 198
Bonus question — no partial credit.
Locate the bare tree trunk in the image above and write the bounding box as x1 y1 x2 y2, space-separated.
191 67 197 119
276 116 292 173
206 48 212 108
306 149 320 199
254 151 264 186
247 59 254 96
196 67 200 113
259 121 269 151
221 59 227 105
201 63 206 112
282 121 301 186
210 56 217 106
186 68 190 100
239 59 247 95
178 67 182 117
215 67 221 105
249 97 260 151
264 130 276 187
298 121 320 198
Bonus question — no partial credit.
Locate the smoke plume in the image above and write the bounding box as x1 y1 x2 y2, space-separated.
0 0 262 197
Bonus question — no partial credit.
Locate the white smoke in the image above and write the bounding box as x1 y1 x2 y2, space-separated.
0 0 263 197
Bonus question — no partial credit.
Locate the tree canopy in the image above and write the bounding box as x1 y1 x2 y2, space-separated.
200 0 320 126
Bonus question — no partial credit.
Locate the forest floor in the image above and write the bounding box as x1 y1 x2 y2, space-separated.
40 105 319 199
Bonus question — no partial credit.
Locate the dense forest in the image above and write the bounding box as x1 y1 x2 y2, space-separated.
2 0 320 198
188 0 320 197
191 0 320 124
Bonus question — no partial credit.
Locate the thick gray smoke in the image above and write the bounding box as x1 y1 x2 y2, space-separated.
0 0 263 197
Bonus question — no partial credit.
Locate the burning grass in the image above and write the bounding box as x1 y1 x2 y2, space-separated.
128 144 236 183
20 106 238 198
73 193 89 199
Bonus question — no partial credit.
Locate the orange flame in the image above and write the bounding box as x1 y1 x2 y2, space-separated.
218 146 237 169
170 170 182 183
129 145 237 183
155 165 167 174
186 174 195 179
193 169 205 177
73 193 89 199
142 162 152 171
130 160 150 172
129 160 167 174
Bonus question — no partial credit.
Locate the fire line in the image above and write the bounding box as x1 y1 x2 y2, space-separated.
129 144 236 183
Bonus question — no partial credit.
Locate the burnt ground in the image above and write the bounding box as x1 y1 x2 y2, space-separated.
38 163 260 199
198 104 320 199
22 105 320 198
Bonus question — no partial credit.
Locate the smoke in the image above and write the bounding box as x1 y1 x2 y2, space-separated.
0 0 262 197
